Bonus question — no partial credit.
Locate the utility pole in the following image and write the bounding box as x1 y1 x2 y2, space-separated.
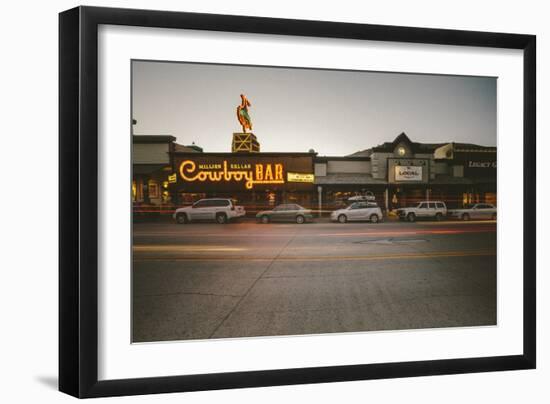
317 186 322 218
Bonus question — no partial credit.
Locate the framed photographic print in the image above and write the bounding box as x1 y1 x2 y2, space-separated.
59 6 536 398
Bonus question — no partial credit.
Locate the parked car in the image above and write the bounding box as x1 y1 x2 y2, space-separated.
396 201 447 222
448 203 497 221
256 203 313 224
331 201 383 223
173 198 245 224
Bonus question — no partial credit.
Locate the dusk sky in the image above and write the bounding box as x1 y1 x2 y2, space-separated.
132 60 496 156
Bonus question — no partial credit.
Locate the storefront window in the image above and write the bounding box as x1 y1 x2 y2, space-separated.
179 193 206 205
485 192 497 206
148 180 159 199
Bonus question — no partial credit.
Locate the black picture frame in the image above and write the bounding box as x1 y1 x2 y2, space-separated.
59 6 536 398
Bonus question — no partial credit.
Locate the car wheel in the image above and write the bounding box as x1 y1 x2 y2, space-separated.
296 215 305 224
261 215 270 224
216 213 228 224
407 213 416 222
435 213 443 221
491 213 497 220
370 214 379 223
462 213 470 221
175 213 187 224
338 214 347 223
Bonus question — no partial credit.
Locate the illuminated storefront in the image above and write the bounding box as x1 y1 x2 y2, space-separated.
315 133 496 211
132 132 496 217
170 152 316 213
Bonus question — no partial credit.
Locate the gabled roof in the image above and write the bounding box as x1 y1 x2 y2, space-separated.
347 132 495 157
368 132 446 153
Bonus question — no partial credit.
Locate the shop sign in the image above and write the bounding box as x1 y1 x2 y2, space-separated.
467 161 496 169
464 159 497 177
388 158 428 183
168 173 177 183
179 159 284 189
287 172 314 183
395 165 422 181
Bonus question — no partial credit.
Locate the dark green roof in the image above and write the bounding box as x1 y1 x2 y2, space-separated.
133 135 176 143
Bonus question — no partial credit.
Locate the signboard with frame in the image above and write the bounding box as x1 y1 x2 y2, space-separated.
388 158 429 183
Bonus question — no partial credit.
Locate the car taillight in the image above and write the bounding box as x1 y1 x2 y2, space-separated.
231 206 235 210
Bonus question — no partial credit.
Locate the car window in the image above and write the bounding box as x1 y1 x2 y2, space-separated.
194 200 207 208
436 202 444 209
418 203 428 209
349 202 359 210
367 202 378 207
202 199 229 207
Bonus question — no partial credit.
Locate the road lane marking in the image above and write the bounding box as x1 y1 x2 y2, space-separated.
133 250 496 262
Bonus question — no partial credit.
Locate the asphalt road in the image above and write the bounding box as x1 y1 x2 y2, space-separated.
132 218 497 342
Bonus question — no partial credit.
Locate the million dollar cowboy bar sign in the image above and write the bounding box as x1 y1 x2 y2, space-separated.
173 153 315 192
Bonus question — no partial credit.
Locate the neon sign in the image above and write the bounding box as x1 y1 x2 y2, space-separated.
179 160 284 189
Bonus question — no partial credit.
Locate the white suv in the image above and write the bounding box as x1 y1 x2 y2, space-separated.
331 201 383 223
173 198 246 224
396 201 447 222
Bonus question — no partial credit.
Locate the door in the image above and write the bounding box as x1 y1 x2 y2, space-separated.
271 205 286 222
204 200 226 220
189 200 209 220
347 202 362 221
355 202 370 220
471 203 489 219
417 202 429 218
470 204 482 219
477 204 494 219
285 204 301 222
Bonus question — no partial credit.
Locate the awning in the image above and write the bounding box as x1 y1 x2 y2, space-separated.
429 176 474 185
315 174 387 185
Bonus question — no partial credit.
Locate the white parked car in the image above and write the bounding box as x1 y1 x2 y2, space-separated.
331 201 383 223
396 201 447 222
173 198 246 224
448 203 497 221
